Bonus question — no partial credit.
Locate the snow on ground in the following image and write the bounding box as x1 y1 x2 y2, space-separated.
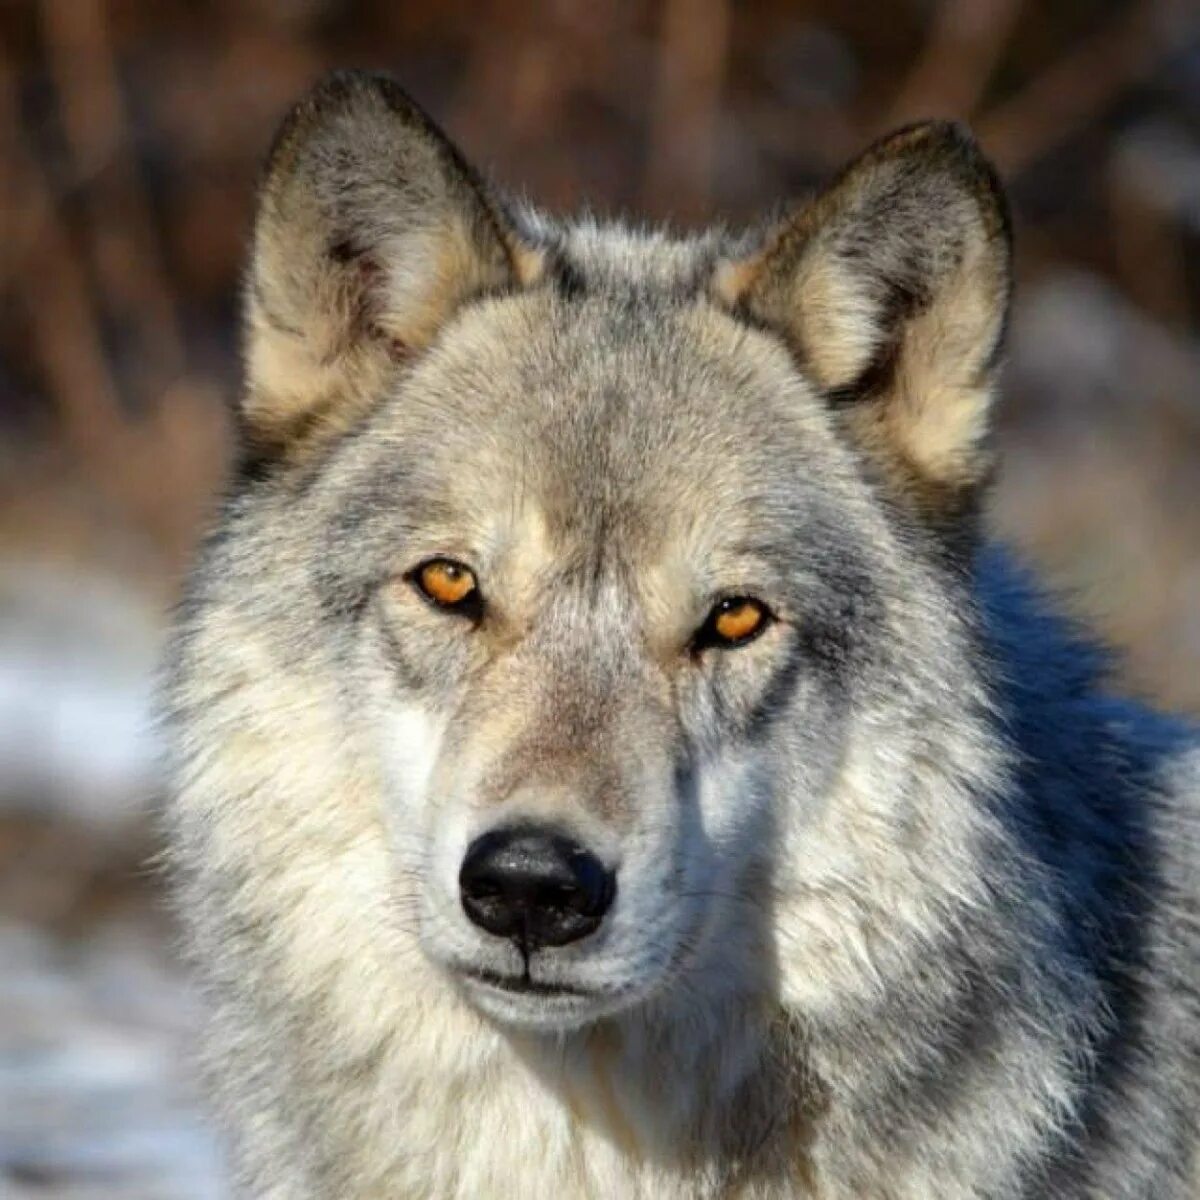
0 561 226 1198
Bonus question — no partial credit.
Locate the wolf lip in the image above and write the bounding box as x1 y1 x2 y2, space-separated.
465 967 590 998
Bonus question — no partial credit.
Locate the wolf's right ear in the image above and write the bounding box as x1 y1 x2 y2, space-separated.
243 72 537 457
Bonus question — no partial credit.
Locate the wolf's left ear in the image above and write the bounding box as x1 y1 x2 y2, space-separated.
244 71 533 457
716 121 1011 519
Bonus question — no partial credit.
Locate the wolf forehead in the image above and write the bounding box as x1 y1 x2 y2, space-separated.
333 277 835 482
300 286 871 595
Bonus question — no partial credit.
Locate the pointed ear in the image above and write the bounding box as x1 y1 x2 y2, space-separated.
243 71 538 457
715 121 1011 524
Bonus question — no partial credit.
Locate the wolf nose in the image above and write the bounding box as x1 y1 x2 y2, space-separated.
459 827 615 950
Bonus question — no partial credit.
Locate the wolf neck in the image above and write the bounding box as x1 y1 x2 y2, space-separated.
515 985 795 1165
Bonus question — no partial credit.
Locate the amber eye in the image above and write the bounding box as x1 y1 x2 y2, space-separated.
412 558 481 616
695 596 771 651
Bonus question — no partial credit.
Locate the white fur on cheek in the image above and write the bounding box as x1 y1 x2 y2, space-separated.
379 703 482 954
379 703 446 873
381 703 444 804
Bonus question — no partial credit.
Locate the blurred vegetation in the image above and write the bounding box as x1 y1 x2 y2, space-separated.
2 0 1200 818
2 0 1199 706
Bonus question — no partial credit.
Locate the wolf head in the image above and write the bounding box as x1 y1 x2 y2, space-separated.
174 72 1011 1036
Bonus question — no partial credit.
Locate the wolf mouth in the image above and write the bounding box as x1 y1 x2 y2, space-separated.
464 967 593 998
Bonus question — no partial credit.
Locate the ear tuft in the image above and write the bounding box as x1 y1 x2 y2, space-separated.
716 120 1011 524
243 72 526 457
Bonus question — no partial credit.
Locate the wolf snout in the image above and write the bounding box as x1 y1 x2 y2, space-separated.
458 826 616 950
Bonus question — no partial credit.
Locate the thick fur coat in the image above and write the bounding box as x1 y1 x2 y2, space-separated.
163 72 1200 1197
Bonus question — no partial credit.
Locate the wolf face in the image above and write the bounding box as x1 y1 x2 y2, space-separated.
328 291 886 1031
177 72 1010 1038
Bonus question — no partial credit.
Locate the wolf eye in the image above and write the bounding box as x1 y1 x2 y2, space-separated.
412 558 481 617
694 597 772 651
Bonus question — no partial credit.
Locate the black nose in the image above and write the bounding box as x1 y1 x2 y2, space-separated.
459 827 615 950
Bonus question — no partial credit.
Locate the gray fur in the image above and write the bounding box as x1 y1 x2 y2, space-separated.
162 72 1200 1198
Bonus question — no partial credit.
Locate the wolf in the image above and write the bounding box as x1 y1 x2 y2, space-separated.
162 70 1200 1198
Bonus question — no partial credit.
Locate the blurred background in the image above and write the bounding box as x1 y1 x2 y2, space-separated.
1 0 1199 1195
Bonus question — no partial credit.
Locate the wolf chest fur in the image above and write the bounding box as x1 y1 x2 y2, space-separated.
163 71 1200 1198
